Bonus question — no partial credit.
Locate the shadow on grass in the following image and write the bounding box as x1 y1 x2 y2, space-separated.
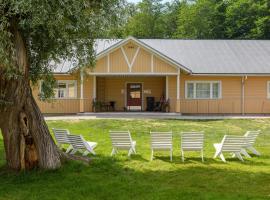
0 153 270 200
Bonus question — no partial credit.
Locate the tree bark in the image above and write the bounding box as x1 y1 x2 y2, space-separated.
0 18 61 170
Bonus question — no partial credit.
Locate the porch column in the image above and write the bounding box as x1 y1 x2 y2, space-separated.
176 70 181 113
166 76 169 100
79 70 84 112
93 75 96 99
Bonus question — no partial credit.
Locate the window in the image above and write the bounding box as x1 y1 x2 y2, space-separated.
185 81 221 99
40 80 77 99
54 81 77 99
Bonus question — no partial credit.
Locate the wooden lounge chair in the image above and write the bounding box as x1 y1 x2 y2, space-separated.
213 135 247 162
150 131 173 161
67 134 97 156
181 132 204 162
109 131 136 157
241 130 261 157
52 128 73 153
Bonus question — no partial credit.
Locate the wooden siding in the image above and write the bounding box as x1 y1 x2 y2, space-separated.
92 57 107 73
132 48 152 73
167 76 177 112
244 77 270 114
96 76 165 111
33 73 94 113
154 56 178 73
180 75 242 114
90 41 178 74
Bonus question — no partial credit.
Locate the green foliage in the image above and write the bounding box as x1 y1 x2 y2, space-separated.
123 0 180 38
0 0 121 98
225 0 270 39
176 0 226 39
175 0 270 39
1 119 270 199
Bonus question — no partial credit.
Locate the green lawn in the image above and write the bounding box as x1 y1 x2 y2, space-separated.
0 119 270 200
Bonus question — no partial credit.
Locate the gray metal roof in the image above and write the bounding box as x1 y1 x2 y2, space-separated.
53 38 270 74
140 39 270 74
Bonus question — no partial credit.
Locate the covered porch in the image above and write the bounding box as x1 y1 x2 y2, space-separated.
93 75 170 112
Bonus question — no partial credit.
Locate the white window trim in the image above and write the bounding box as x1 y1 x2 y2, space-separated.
55 80 77 99
40 80 77 99
267 81 270 99
185 81 222 100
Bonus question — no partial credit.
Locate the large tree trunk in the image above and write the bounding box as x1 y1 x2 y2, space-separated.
0 18 61 170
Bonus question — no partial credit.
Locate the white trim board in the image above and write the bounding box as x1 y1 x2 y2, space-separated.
96 36 190 73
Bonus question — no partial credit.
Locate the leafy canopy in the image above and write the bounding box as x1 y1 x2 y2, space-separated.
0 0 121 98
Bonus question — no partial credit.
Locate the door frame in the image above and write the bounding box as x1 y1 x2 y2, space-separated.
125 82 144 111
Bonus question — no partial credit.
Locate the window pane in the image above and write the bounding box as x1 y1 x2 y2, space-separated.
196 83 210 98
187 83 194 98
212 83 220 98
57 82 66 98
58 89 65 98
68 82 76 98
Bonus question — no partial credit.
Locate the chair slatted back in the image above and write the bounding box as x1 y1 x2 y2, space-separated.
181 132 204 150
151 131 172 149
244 130 260 146
67 134 85 149
52 128 70 145
221 135 246 152
110 131 132 149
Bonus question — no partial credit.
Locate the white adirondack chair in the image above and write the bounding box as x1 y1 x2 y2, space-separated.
181 132 204 162
52 128 73 153
241 130 261 157
150 131 173 162
213 135 247 162
67 134 97 156
109 131 136 157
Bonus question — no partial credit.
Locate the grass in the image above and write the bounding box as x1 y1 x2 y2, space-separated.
0 118 270 200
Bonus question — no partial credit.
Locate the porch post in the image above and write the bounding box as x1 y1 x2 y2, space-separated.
93 75 96 99
176 70 181 113
166 76 169 100
79 70 84 112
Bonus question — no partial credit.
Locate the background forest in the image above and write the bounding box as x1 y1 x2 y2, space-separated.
105 0 270 39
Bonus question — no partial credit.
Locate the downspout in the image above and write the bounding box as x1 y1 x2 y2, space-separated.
241 76 247 115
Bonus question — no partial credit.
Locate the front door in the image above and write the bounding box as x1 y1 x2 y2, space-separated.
127 83 142 111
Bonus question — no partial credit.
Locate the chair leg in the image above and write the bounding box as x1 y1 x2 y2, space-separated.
83 151 90 156
66 145 73 153
170 149 173 162
150 149 154 161
132 146 136 154
181 150 185 162
128 148 133 157
111 148 116 156
241 149 251 158
213 150 220 159
235 152 244 162
89 148 96 155
201 150 204 162
248 146 261 156
219 153 226 162
70 149 77 155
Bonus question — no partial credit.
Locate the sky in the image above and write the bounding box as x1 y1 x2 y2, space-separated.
128 0 173 3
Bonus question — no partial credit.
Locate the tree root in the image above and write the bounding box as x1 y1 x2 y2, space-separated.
59 150 91 165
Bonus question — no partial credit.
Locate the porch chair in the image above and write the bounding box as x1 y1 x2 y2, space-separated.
150 131 173 162
181 132 204 162
52 128 73 153
109 131 136 157
67 134 97 156
241 130 261 157
213 135 247 162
